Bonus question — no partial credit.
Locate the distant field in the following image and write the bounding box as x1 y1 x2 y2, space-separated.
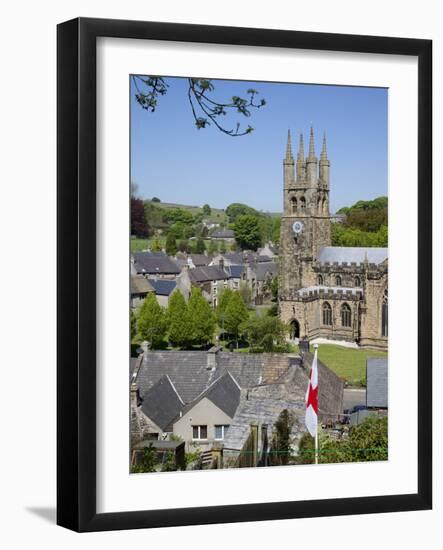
314 344 387 386
130 237 166 252
146 200 228 224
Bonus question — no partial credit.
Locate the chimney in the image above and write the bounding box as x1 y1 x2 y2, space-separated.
219 258 224 270
206 345 221 370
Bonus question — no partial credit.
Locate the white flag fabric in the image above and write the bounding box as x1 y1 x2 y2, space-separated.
305 347 319 437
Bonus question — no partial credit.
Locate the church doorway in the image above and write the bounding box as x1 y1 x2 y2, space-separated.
290 319 300 340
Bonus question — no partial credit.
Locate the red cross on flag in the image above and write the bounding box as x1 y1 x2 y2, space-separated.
305 345 319 438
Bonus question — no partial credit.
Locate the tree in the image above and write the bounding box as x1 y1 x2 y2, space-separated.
202 204 211 216
194 237 206 254
187 287 216 346
178 239 191 253
137 293 168 348
234 214 262 250
131 444 158 473
238 281 252 307
270 409 295 466
150 236 162 252
208 240 219 255
130 310 137 341
223 292 249 345
165 232 177 256
131 197 150 237
167 290 192 348
219 240 227 254
132 76 266 136
226 203 258 223
216 288 234 330
240 315 289 352
270 276 279 301
296 416 388 465
151 196 161 202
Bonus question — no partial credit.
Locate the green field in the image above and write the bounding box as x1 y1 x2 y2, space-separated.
315 344 387 386
130 237 167 252
146 200 229 225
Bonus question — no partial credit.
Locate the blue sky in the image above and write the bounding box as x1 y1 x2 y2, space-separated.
130 77 387 214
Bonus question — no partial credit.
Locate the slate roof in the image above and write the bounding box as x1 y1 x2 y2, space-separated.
184 372 241 418
135 351 287 405
223 252 243 264
224 265 244 279
211 229 235 239
150 279 177 296
189 265 228 283
254 262 278 281
131 275 154 295
133 251 180 275
366 357 388 408
140 375 184 432
189 254 211 266
317 246 388 265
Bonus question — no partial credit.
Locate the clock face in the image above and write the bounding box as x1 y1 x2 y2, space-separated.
292 220 304 234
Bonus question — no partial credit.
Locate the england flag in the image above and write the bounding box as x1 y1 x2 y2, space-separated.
305 346 319 438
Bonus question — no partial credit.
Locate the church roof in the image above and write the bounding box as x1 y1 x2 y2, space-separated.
317 246 388 265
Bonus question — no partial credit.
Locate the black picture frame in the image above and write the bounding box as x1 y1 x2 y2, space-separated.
57 17 432 532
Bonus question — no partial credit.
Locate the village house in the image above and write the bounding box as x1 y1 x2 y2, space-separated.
149 279 178 307
130 275 154 309
210 228 235 243
176 265 229 307
131 251 180 280
131 345 344 462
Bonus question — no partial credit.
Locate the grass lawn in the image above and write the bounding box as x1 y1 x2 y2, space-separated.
131 237 166 252
314 344 387 386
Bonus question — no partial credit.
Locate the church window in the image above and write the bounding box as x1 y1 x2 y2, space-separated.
291 196 297 213
322 198 327 213
335 275 342 286
322 302 332 325
300 196 306 209
354 276 361 287
341 303 352 327
382 288 388 337
318 275 323 285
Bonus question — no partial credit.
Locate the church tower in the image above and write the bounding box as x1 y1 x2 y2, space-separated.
279 127 331 298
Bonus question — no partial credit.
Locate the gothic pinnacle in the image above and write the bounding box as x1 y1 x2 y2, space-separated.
320 132 328 160
308 125 316 158
297 132 305 161
285 129 293 161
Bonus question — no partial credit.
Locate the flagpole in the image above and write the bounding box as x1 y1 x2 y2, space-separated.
314 343 319 465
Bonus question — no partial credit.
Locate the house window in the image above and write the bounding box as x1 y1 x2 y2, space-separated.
382 288 388 337
335 275 342 286
322 302 332 326
214 425 229 440
300 196 306 209
192 425 208 440
354 276 361 287
318 274 323 285
341 303 352 327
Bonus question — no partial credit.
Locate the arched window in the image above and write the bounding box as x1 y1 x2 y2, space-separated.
317 195 322 211
318 274 323 285
300 196 306 209
335 275 342 286
322 302 332 326
341 303 352 327
382 288 388 337
322 198 327 213
291 196 297 214
354 276 361 287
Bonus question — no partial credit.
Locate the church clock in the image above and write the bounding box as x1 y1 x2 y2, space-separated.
292 220 304 234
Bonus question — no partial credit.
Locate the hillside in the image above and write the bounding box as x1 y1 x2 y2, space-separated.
145 200 228 224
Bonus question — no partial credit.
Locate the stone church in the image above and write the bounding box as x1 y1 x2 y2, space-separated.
279 128 388 350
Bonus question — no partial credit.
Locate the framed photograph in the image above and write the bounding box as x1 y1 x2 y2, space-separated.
57 17 432 532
